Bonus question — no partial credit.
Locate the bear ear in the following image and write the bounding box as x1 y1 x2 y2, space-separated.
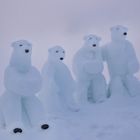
11 41 17 48
23 40 32 47
110 25 119 31
48 47 52 53
28 42 32 47
84 34 94 41
97 36 101 41
124 26 128 31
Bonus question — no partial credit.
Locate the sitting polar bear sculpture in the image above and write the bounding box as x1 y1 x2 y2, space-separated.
102 25 140 97
72 34 107 106
39 46 79 115
0 40 49 133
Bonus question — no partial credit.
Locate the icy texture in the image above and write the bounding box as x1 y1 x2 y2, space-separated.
72 34 107 105
0 40 47 132
4 40 42 96
102 25 140 97
4 66 42 96
39 46 78 115
10 40 32 73
1 94 140 140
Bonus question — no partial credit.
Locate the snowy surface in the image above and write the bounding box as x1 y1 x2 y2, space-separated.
1 94 140 140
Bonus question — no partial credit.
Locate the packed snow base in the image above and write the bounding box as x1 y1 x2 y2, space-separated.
0 95 140 140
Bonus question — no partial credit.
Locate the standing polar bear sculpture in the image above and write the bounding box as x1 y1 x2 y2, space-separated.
72 34 107 106
0 40 49 133
102 25 140 97
39 46 79 115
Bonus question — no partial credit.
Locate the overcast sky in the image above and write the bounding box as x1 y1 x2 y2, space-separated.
0 0 140 94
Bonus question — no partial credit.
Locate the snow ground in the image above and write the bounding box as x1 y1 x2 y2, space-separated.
1 94 140 140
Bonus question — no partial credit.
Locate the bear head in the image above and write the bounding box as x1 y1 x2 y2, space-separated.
110 25 128 41
11 40 32 55
48 46 65 62
83 34 101 51
10 40 32 73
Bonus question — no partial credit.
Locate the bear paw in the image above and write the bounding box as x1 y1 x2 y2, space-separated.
13 128 23 134
41 124 49 130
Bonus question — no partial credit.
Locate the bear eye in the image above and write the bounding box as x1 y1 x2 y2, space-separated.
63 51 65 53
89 37 92 40
19 44 23 47
56 50 59 53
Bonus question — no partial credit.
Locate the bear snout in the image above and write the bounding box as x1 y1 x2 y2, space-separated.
123 32 127 36
60 57 64 60
25 49 29 53
19 44 23 47
92 44 96 47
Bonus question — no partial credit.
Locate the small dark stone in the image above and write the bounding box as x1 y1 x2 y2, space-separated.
41 124 49 130
13 128 23 133
60 57 64 60
25 49 29 53
123 32 127 35
19 44 23 47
